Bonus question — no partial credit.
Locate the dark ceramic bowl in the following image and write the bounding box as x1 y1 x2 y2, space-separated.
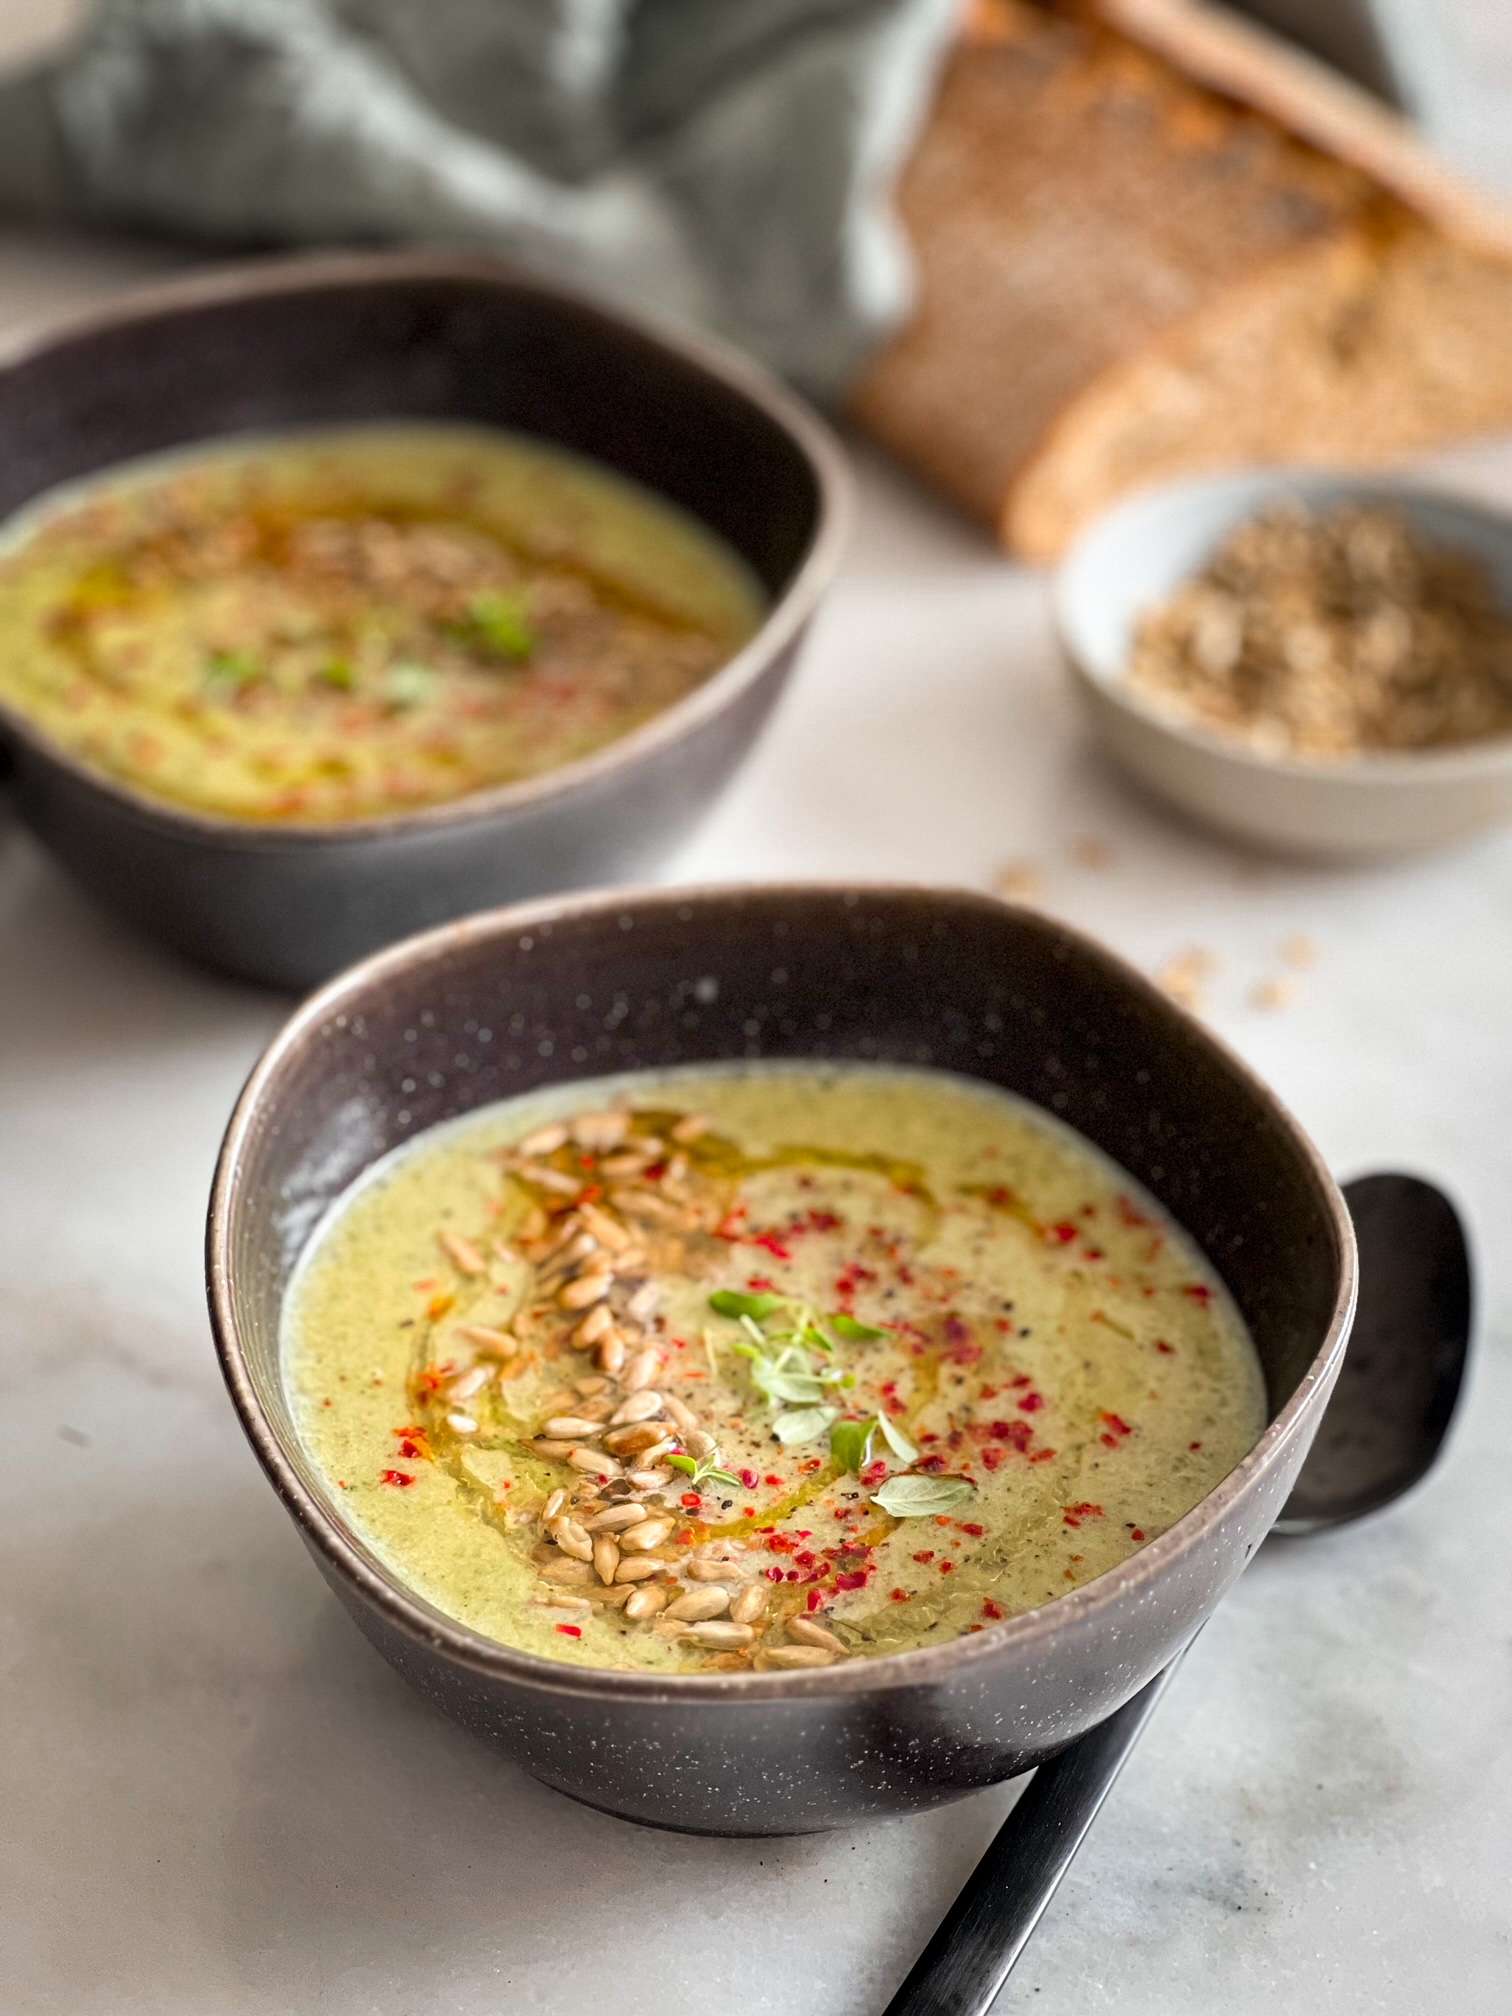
0 254 847 987
207 884 1356 1836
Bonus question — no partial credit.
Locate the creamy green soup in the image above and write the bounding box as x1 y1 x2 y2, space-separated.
285 1065 1266 1675
0 424 762 823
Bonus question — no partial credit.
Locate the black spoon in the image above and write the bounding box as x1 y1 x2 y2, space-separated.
883 1171 1473 2016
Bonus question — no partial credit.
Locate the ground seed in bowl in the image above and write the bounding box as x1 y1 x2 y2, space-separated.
1127 501 1512 759
284 1064 1266 1677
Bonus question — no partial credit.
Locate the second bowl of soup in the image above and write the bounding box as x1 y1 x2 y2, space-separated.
0 253 844 984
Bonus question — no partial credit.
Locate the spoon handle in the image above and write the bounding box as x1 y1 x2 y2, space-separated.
881 1652 1188 2016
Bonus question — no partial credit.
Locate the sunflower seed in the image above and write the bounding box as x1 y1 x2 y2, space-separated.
578 1201 632 1251
665 1586 730 1622
559 1270 613 1311
626 1468 671 1492
548 1516 594 1562
622 1347 660 1392
602 1422 667 1458
571 1110 630 1151
610 1390 663 1426
661 1393 699 1435
542 1488 567 1523
596 1332 627 1376
787 1617 848 1655
543 1416 602 1440
445 1363 492 1400
569 1447 622 1477
610 1187 685 1224
530 1438 577 1459
541 1557 595 1586
436 1229 486 1276
613 1557 666 1584
518 1122 569 1158
573 1376 609 1398
445 1411 479 1436
586 1583 633 1608
519 1162 582 1196
683 1558 733 1583
457 1323 515 1356
760 1645 837 1669
730 1586 768 1625
670 1113 709 1144
682 1427 717 1460
584 1502 649 1532
683 1621 754 1650
634 1435 679 1467
533 1594 591 1619
599 1152 651 1178
625 1282 661 1324
571 1301 614 1348
623 1586 669 1621
592 1536 621 1585
617 1516 674 1553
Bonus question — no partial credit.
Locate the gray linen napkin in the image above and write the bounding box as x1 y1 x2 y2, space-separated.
0 0 956 393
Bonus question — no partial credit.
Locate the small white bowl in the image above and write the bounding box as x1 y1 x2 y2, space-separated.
1053 468 1512 858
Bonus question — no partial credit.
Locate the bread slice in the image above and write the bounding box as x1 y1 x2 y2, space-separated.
850 0 1512 560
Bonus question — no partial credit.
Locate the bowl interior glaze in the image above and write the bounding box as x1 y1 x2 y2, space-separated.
213 883 1351 1683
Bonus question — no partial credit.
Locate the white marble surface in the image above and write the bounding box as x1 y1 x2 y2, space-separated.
3 100 1512 2016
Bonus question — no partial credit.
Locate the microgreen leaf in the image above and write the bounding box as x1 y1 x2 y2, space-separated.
870 1474 976 1518
828 1313 885 1343
771 1406 840 1446
204 648 261 691
385 660 436 709
876 1412 919 1464
829 1417 877 1474
667 1450 739 1490
462 589 535 662
709 1289 787 1322
754 1364 830 1406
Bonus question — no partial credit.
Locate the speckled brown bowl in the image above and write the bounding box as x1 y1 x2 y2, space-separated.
0 253 846 987
207 883 1356 1835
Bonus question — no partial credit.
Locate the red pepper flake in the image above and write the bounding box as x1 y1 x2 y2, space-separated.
912 1550 936 1564
1009 1373 1032 1389
1130 1528 1147 1542
917 1453 948 1473
1189 1440 1203 1452
958 1521 986 1539
680 1492 703 1510
1155 1339 1176 1355
1100 1412 1134 1439
379 1469 415 1488
982 1447 1004 1472
765 1566 785 1583
1082 1246 1105 1261
1029 1447 1057 1464
747 1275 777 1292
763 1473 783 1488
555 1624 582 1639
739 1468 759 1490
426 1293 455 1320
1183 1283 1213 1305
889 1588 910 1603
1017 1391 1045 1414
938 1561 955 1575
1047 1221 1078 1245
750 1231 792 1261
834 1571 867 1591
981 1598 1005 1621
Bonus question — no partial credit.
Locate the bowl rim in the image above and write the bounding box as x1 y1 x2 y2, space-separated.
0 247 851 850
1053 466 1512 787
207 878 1358 1704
